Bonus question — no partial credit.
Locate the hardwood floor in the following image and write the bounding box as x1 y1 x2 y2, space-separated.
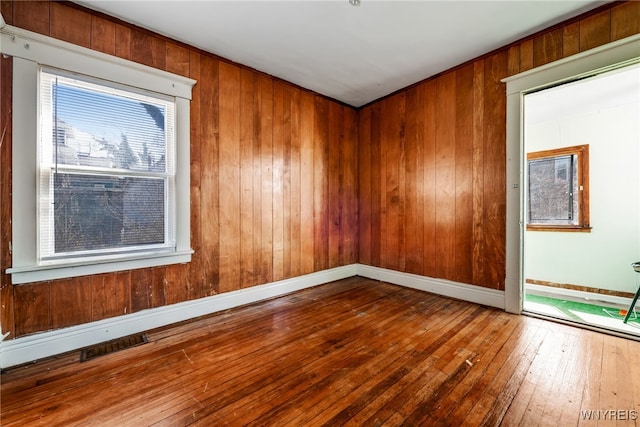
2 277 639 426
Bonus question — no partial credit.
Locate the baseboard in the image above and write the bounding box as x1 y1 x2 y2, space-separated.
0 263 507 369
0 265 357 369
355 264 505 310
525 283 632 307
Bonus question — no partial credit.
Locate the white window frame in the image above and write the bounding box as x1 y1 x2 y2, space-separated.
1 25 195 284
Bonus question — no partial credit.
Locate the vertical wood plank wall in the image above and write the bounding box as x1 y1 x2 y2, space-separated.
1 1 640 339
358 0 640 290
0 1 358 338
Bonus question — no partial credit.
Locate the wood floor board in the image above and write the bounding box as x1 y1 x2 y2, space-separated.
2 277 640 426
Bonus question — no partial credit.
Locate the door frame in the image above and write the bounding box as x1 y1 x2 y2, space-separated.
502 34 640 314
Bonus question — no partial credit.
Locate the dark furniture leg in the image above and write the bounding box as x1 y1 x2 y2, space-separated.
624 262 640 324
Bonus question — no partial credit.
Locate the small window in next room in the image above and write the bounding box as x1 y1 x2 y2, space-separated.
527 144 590 231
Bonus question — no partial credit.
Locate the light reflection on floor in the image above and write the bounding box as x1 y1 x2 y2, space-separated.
524 296 640 337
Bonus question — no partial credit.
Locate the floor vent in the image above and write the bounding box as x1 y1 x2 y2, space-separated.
80 333 148 362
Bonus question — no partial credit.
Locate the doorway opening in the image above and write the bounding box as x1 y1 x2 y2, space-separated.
522 63 640 337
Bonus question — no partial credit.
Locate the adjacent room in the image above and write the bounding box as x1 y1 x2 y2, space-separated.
1 0 640 425
522 63 640 336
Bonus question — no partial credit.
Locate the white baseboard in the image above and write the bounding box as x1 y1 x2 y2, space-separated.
356 264 505 310
525 283 633 307
0 263 507 369
0 265 356 369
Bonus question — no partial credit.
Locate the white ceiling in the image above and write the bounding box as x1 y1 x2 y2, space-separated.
75 0 609 107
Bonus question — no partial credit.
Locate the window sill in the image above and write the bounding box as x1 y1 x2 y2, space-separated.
7 249 193 284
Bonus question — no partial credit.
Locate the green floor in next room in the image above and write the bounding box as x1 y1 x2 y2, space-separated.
524 292 640 338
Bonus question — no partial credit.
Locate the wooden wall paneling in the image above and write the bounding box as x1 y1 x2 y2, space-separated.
396 95 407 271
481 51 507 289
313 96 329 272
282 84 293 278
519 39 534 73
422 81 437 278
357 107 372 266
327 102 341 269
259 75 274 284
130 28 166 70
50 2 91 48
13 283 50 336
165 43 191 78
533 28 563 68
404 87 422 276
579 9 611 52
611 1 640 41
91 273 115 321
376 102 387 269
151 267 167 308
380 95 403 271
130 268 152 313
90 15 116 55
0 54 14 339
200 55 220 294
342 106 358 265
219 62 242 293
50 278 92 329
114 24 131 60
13 1 50 35
299 92 315 275
251 75 264 284
454 64 474 284
369 104 382 267
164 264 189 305
289 87 302 277
562 22 580 58
414 85 426 275
239 68 256 288
271 82 285 281
507 45 520 79
471 60 486 287
188 51 205 297
434 72 456 280
0 0 13 26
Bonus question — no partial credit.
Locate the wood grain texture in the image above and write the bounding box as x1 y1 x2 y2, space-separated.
611 0 640 41
359 52 511 289
0 1 13 27
579 9 611 51
2 277 639 426
49 277 92 330
90 15 115 55
299 92 315 275
1 1 358 338
2 0 640 337
358 107 372 267
563 22 581 57
188 51 204 297
219 61 242 293
13 1 50 35
50 1 91 48
533 28 563 67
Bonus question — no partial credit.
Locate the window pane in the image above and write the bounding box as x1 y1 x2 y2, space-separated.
48 73 168 172
528 155 578 224
53 173 165 254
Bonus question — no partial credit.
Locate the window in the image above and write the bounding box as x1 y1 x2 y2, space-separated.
2 25 195 284
526 145 590 231
40 69 175 261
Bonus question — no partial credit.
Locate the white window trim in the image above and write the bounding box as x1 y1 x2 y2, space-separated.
1 25 196 284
